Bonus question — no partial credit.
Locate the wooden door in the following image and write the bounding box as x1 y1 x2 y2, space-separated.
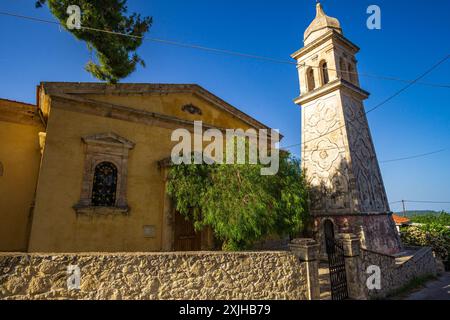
174 212 202 251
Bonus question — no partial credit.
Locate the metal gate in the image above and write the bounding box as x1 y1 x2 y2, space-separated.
325 237 349 300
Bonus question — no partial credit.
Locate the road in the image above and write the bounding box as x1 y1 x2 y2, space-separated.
404 273 450 300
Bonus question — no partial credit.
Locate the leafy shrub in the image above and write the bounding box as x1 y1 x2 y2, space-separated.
401 223 450 270
167 152 309 251
410 212 450 226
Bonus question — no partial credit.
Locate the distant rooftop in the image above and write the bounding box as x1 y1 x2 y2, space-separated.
392 214 411 225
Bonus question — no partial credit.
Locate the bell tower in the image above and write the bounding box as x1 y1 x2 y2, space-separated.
292 3 402 255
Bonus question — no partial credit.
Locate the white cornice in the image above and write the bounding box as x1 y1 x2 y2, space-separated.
291 30 360 61
294 79 369 106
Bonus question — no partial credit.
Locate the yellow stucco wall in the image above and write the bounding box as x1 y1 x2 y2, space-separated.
0 119 43 251
28 87 262 252
82 93 256 131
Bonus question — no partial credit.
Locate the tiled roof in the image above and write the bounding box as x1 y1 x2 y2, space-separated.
392 214 411 225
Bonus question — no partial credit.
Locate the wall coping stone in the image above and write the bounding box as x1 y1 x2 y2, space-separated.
0 251 294 257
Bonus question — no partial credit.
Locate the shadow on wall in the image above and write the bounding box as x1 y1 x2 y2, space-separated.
306 158 354 215
304 157 403 256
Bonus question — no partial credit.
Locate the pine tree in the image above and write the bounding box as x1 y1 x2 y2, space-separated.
36 0 152 83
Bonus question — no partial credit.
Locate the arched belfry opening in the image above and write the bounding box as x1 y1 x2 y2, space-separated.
339 58 347 80
320 61 329 85
348 63 356 84
306 67 315 91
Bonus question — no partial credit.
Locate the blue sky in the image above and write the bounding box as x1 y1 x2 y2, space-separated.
0 0 449 212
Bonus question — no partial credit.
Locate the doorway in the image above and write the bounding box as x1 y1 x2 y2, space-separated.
174 211 202 251
324 219 335 244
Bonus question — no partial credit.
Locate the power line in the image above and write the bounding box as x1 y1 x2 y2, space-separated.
0 11 295 65
304 64 450 89
282 140 448 156
281 147 447 164
380 148 447 163
364 55 449 115
1 10 449 165
281 54 450 150
403 200 450 204
357 72 450 89
390 200 450 205
0 10 449 88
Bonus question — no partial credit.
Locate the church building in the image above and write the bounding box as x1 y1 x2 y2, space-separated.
0 83 275 252
1 3 402 256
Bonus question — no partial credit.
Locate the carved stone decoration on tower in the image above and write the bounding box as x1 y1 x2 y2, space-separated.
292 3 402 255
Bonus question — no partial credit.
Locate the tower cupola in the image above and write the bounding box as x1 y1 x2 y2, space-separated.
304 2 342 45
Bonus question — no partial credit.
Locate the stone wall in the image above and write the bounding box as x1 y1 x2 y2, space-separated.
0 251 309 300
360 247 437 299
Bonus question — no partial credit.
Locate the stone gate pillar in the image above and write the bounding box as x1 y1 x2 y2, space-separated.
289 239 320 300
337 233 367 300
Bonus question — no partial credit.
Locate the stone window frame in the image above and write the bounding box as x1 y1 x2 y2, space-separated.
74 132 135 215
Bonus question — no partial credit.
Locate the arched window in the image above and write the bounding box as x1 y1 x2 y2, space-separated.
306 67 316 92
339 58 347 80
320 61 329 85
348 63 355 83
91 162 117 207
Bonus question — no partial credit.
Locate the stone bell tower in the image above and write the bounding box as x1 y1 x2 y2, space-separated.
292 3 402 255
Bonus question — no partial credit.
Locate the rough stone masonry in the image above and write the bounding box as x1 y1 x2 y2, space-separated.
0 251 309 300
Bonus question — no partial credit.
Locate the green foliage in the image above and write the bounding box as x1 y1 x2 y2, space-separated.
36 0 152 83
166 152 310 251
403 210 441 218
401 223 450 270
410 211 450 226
